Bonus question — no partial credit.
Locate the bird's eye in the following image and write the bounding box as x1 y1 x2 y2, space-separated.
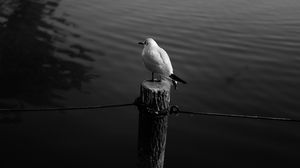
144 41 147 45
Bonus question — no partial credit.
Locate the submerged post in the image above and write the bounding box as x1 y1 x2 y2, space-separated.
137 80 171 168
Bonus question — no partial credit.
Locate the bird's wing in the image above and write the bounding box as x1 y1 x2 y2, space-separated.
157 47 173 74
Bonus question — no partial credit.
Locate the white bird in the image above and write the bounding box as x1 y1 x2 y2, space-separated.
138 38 186 88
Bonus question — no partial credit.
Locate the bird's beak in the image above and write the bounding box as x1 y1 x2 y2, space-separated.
138 41 144 45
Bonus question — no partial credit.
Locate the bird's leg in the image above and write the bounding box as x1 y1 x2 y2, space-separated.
158 75 162 82
151 72 154 82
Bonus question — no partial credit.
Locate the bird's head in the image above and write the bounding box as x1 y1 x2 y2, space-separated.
138 38 158 47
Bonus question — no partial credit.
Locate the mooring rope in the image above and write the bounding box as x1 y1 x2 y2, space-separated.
170 105 300 123
0 103 135 112
1 102 300 123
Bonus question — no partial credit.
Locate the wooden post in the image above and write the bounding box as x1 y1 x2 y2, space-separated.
137 80 171 168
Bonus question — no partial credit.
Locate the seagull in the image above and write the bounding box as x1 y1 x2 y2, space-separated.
138 38 186 89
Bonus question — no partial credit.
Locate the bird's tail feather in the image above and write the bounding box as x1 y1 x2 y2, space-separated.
169 74 187 84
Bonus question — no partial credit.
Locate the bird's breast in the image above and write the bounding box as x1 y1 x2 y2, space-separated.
141 47 172 75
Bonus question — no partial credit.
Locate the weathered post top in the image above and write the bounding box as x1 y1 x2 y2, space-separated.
140 80 171 114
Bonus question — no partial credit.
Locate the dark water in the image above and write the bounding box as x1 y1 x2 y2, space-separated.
1 0 300 167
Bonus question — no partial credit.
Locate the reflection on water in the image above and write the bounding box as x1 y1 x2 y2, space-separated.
0 0 95 108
